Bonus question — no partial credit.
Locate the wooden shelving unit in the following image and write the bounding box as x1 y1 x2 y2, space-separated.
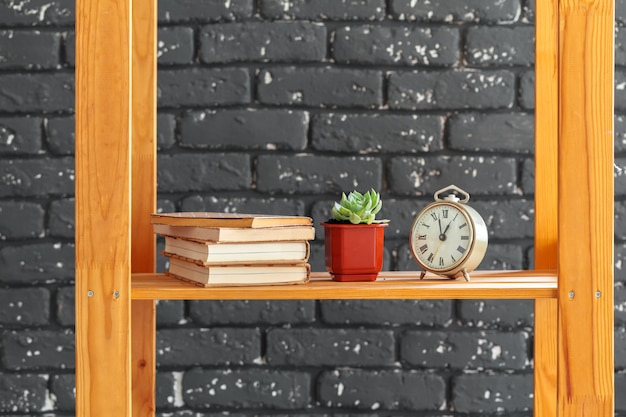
132 270 558 300
75 0 615 416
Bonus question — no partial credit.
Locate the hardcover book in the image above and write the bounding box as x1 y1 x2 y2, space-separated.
151 212 313 228
163 236 310 264
166 257 311 287
153 223 315 243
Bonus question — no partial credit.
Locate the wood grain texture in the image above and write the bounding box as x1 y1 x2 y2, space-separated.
132 300 156 417
558 0 614 415
131 270 557 300
130 0 157 416
533 0 559 415
75 0 132 415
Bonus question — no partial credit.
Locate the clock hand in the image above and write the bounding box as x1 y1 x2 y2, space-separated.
438 218 446 240
442 220 452 238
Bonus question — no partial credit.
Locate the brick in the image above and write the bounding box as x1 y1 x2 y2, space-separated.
180 196 306 216
156 371 182 409
0 0 74 25
50 374 75 411
0 373 47 413
478 243 525 270
267 328 395 366
401 330 528 369
388 155 518 196
616 328 626 368
64 31 75 66
46 116 74 155
0 287 50 326
156 300 185 326
56 286 74 326
458 300 534 329
333 25 458 66
452 373 532 413
158 26 194 65
0 73 74 113
0 242 74 284
619 71 626 111
320 299 453 327
519 70 534 109
261 0 386 20
390 0 521 23
472 199 534 239
180 109 308 150
256 154 382 194
616 202 626 239
618 373 626 411
157 153 251 193
0 201 45 239
200 22 326 64
309 243 325 272
311 113 444 153
616 281 626 325
448 113 534 153
521 158 534 194
158 0 253 23
616 158 626 197
0 157 74 197
2 330 74 370
615 243 626 281
158 113 176 150
0 30 61 69
183 368 310 409
388 70 515 110
156 328 260 366
257 67 382 108
523 0 534 22
465 26 534 66
158 68 250 107
0 117 42 154
616 115 626 153
616 27 626 66
619 0 626 27
49 198 74 238
189 300 315 325
317 369 446 411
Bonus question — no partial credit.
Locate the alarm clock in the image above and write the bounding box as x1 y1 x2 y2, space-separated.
409 185 488 281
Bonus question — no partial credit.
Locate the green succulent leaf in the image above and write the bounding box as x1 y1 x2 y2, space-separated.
329 189 389 224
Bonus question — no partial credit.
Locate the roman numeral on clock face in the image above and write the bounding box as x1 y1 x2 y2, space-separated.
457 245 466 254
419 244 428 254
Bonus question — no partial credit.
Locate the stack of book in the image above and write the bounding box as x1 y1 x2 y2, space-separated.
151 212 315 287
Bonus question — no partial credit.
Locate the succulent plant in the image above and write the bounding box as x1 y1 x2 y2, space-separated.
331 189 389 224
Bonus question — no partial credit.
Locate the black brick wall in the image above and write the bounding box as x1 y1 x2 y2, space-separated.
0 0 625 416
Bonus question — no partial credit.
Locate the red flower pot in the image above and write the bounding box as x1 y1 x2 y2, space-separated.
321 222 388 282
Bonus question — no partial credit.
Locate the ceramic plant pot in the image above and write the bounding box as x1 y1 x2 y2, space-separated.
321 222 388 282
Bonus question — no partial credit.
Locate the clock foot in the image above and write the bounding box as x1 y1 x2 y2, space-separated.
420 270 426 280
462 269 470 282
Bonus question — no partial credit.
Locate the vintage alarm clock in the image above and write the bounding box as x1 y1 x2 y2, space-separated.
409 185 488 281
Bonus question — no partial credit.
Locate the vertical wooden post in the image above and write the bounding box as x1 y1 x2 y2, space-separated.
533 0 559 416
75 0 133 415
130 0 157 416
557 0 614 416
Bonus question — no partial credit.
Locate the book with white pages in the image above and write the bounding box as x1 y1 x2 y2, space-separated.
163 236 310 264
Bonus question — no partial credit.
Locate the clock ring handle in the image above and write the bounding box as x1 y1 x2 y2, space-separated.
434 184 470 204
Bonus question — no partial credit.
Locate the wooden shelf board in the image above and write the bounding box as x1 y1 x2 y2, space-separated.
131 270 557 300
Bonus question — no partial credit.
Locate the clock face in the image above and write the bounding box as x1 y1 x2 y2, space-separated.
410 203 474 272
